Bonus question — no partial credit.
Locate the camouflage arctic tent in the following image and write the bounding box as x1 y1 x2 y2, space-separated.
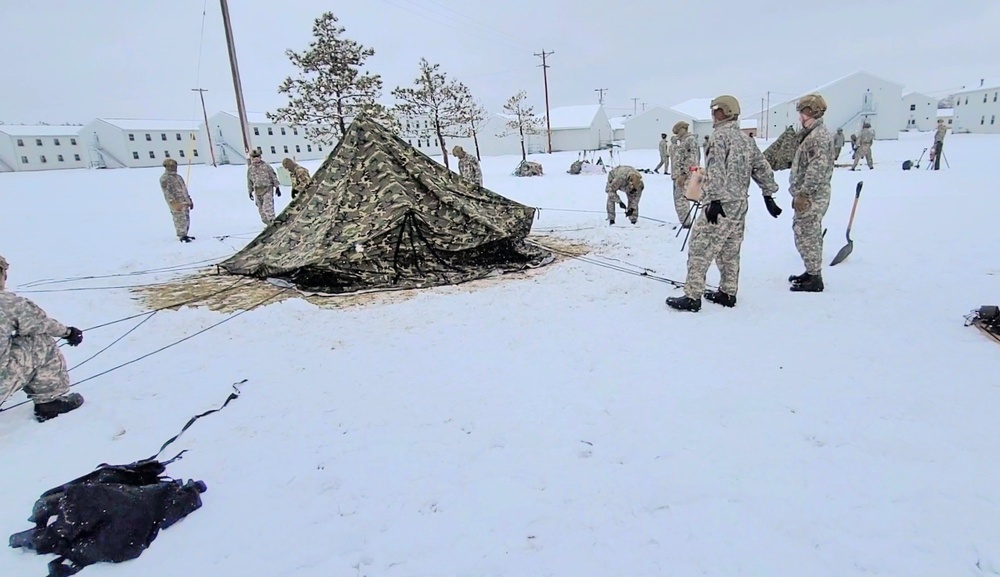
219 115 550 294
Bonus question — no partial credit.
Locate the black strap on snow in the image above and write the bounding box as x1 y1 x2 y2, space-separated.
142 379 248 463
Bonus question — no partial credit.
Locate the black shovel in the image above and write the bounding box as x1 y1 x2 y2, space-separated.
830 181 863 266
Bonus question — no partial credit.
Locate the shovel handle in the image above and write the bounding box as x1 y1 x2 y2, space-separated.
845 181 862 237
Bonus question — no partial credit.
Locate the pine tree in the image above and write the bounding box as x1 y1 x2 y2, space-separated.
458 100 490 160
391 58 474 169
499 91 542 162
267 12 396 147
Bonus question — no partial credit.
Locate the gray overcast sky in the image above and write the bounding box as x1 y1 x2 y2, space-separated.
2 0 998 124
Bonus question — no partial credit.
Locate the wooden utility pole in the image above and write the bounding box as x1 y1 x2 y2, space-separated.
765 91 771 139
595 88 608 105
219 0 252 156
631 97 639 115
191 88 217 167
641 102 647 112
534 50 554 154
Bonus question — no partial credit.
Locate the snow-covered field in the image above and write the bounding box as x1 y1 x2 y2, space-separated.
3 130 1000 576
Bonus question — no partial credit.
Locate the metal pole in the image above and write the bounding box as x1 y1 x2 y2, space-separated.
192 88 217 167
219 0 252 156
535 50 554 154
631 97 639 116
595 88 608 105
765 91 770 140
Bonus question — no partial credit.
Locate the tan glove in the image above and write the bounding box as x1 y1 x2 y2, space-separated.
793 195 810 212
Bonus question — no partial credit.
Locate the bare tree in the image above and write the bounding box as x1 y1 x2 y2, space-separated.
391 58 473 169
268 12 396 146
499 91 542 162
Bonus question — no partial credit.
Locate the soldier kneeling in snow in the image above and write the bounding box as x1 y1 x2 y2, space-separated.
0 256 85 422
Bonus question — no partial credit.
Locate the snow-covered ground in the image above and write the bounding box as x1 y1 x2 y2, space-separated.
3 130 1000 576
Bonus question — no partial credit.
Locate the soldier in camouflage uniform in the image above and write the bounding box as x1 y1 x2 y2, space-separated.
0 256 85 422
654 133 670 174
787 94 835 293
247 150 281 224
281 158 313 199
833 128 845 161
667 96 782 312
932 119 947 170
159 159 194 242
605 165 644 225
851 122 874 170
452 146 483 186
670 121 701 227
514 160 543 177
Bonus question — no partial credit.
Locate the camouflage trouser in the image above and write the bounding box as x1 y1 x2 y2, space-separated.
683 199 748 299
654 156 669 174
0 336 71 404
672 175 693 224
254 186 275 224
833 145 843 161
606 188 642 223
169 208 190 238
792 194 831 275
852 144 873 169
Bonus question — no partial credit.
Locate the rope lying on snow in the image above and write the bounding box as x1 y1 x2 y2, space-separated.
17 255 233 289
534 206 669 225
527 239 689 289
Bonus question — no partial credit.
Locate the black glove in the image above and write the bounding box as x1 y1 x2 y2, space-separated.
65 327 83 347
249 190 254 201
764 195 782 218
705 200 725 224
274 186 282 197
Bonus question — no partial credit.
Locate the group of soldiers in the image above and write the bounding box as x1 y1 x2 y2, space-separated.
602 92 835 312
158 151 316 242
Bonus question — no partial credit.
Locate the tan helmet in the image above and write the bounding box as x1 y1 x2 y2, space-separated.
862 121 871 128
796 93 827 118
628 172 643 191
710 95 740 120
452 145 466 157
163 158 178 170
0 255 8 273
281 157 295 170
249 149 262 158
937 118 945 124
672 121 689 135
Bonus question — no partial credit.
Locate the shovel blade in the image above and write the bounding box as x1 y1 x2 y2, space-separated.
830 241 853 266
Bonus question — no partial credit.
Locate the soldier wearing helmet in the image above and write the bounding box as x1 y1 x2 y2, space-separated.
159 158 195 242
247 149 281 224
667 95 781 313
604 165 645 225
851 119 875 170
787 93 834 293
654 133 670 175
668 120 701 227
932 118 947 170
451 145 483 186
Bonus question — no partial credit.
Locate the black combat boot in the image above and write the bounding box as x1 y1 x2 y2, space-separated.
34 392 84 422
790 273 824 292
704 290 737 307
609 218 615 226
180 236 195 243
666 295 701 312
788 271 809 283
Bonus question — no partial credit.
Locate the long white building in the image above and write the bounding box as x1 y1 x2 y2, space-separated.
203 111 330 165
952 78 1000 134
0 125 86 172
79 118 206 169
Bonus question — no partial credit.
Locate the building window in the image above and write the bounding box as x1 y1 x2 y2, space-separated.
270 146 276 154
145 134 152 141
179 150 186 158
149 151 156 158
190 133 196 140
948 119 953 125
54 138 61 146
965 97 969 105
982 116 986 125
267 127 273 136
193 149 199 157
174 133 180 141
16 139 23 146
20 156 28 164
164 150 171 158
132 152 140 159
993 115 996 125
70 138 77 145
74 154 81 161
295 145 301 153
408 139 412 146
293 128 298 135
40 155 47 163
254 127 260 136
256 146 262 154
280 127 286 135
57 154 64 162
434 139 439 146
306 145 312 152
985 94 989 103
35 139 42 146
129 134 135 141
318 145 323 151
283 145 289 153
909 104 916 111
994 92 998 102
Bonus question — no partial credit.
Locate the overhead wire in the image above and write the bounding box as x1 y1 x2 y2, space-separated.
187 0 210 183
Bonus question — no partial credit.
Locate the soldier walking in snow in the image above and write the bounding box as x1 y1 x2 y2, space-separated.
452 146 483 186
0 256 85 422
833 128 845 162
666 95 782 312
851 122 875 170
605 165 644 225
932 119 947 170
654 133 670 174
787 94 835 293
281 158 312 199
669 121 701 228
159 159 194 243
247 150 281 224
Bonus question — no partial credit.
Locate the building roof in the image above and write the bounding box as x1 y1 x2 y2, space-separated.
219 111 278 124
97 118 202 131
902 91 935 99
544 105 602 130
609 116 627 130
669 98 713 121
953 78 1000 95
937 108 954 117
0 125 83 137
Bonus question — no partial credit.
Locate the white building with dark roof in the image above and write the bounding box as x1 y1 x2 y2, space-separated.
952 78 1000 134
203 111 329 165
0 125 85 172
79 118 206 169
542 105 614 152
